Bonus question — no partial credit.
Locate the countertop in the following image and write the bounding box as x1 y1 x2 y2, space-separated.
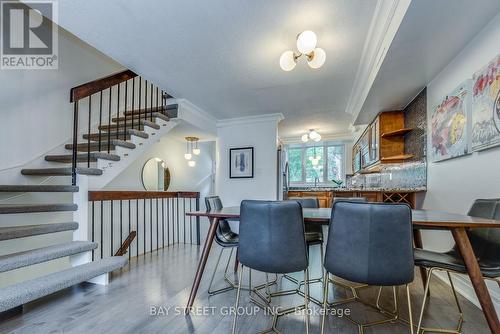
288 187 427 193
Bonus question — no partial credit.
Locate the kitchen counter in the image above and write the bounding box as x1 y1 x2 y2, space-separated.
287 187 426 208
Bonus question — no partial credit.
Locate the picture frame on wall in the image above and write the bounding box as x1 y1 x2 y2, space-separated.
229 147 254 178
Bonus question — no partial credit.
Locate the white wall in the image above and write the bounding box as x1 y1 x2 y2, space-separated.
216 114 282 207
423 11 500 310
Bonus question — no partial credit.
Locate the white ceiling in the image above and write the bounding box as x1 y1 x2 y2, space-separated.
57 0 377 139
355 0 500 124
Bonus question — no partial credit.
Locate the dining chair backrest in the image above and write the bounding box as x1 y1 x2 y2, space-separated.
332 197 367 206
239 200 308 274
288 197 319 209
324 201 414 286
465 199 500 266
205 196 238 246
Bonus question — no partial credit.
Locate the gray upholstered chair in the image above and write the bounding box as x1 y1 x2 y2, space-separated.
287 197 323 289
414 198 500 333
332 196 367 205
205 196 240 295
232 200 310 334
321 201 415 334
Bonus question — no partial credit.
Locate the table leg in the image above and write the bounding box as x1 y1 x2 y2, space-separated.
452 227 500 334
413 229 429 294
186 218 219 313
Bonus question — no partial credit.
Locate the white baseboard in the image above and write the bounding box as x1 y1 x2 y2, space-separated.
434 271 500 316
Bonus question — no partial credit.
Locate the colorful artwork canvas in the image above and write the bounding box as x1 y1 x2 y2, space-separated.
471 54 500 151
430 82 471 162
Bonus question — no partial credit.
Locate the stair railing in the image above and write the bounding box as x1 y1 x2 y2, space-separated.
69 70 171 185
88 191 201 261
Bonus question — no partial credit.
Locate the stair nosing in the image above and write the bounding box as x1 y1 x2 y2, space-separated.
0 185 79 193
0 203 78 214
0 222 79 241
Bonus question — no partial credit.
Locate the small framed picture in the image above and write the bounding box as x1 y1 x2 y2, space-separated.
229 147 254 178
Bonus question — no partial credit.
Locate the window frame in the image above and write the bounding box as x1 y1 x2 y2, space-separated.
286 143 346 185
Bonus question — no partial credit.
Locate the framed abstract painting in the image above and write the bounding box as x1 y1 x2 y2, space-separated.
430 81 471 162
229 147 254 178
471 54 500 151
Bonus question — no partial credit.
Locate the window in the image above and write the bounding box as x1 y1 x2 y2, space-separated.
287 144 345 184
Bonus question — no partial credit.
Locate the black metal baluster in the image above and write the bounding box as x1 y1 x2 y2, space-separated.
183 198 186 244
196 196 200 245
161 90 164 115
107 87 112 153
71 101 79 186
116 83 120 140
100 201 104 259
189 199 193 244
120 200 123 251
167 198 170 246
132 78 135 137
176 196 180 243
150 82 154 121
138 78 142 134
128 199 131 260
156 198 159 251
150 198 153 253
110 200 114 256
136 199 139 258
87 95 92 168
91 201 95 261
143 198 146 255
144 80 148 121
98 91 103 152
156 87 159 114
124 80 128 140
162 198 165 248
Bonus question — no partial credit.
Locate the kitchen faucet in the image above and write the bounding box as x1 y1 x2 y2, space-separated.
314 176 319 188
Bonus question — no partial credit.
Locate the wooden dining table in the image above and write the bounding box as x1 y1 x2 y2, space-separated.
185 206 500 334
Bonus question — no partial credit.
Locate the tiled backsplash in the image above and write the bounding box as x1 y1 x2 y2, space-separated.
347 161 427 190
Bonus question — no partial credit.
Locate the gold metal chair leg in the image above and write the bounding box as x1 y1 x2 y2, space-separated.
304 269 310 334
232 264 244 334
321 271 329 334
406 284 414 334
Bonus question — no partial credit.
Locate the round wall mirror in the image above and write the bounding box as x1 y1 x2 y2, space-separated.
142 158 171 191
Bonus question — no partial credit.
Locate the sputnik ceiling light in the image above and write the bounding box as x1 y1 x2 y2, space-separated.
184 136 200 167
301 129 322 143
280 31 326 71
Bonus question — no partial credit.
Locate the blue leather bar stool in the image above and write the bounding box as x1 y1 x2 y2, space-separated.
232 200 310 334
205 196 241 296
414 198 500 334
321 201 415 334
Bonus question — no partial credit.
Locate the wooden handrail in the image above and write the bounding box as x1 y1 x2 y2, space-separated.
70 69 137 102
115 231 137 256
88 191 200 201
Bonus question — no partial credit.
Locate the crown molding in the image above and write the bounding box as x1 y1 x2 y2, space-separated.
174 98 217 135
217 113 284 128
344 0 412 122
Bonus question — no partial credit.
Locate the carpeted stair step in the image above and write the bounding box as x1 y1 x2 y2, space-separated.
65 139 135 152
45 152 120 164
21 167 103 176
0 222 78 241
123 104 178 116
99 119 160 131
0 185 78 192
0 241 98 273
0 203 77 214
112 112 170 123
0 256 128 312
83 129 148 141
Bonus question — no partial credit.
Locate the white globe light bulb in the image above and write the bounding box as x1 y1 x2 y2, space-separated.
297 31 317 54
184 153 192 160
309 130 319 140
301 134 309 142
307 48 326 69
188 160 196 167
192 148 201 155
279 50 296 71
313 134 322 142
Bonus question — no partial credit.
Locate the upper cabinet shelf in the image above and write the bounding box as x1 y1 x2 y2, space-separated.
380 154 414 162
381 128 413 138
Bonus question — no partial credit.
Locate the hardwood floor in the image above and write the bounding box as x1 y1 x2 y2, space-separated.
0 244 490 333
